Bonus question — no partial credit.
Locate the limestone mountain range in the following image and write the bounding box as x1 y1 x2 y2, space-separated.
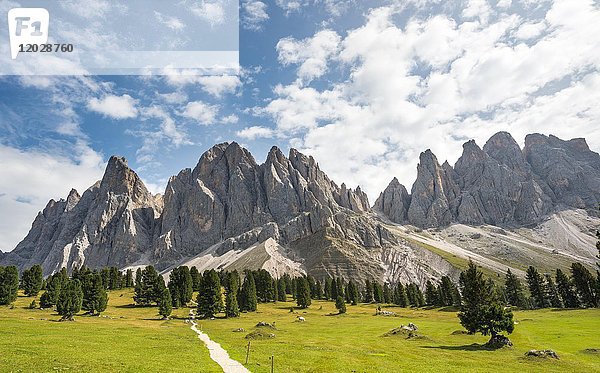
2 132 599 284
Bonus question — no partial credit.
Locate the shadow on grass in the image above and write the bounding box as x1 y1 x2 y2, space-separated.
421 343 499 351
114 303 138 309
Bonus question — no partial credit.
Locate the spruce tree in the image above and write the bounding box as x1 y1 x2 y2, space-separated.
314 280 323 300
225 289 240 318
393 282 409 307
168 266 194 308
239 272 258 312
82 272 108 315
336 278 345 300
296 277 311 309
571 262 598 307
57 279 83 321
458 261 514 344
125 269 134 288
406 283 417 307
439 276 457 306
109 267 121 290
324 278 332 300
40 273 63 308
22 265 43 296
555 269 579 308
347 280 359 305
526 266 549 308
335 296 346 314
277 278 287 302
383 283 392 304
159 287 172 319
0 266 19 305
331 277 338 300
544 273 563 308
134 266 162 306
373 282 384 303
504 269 526 308
135 268 142 288
197 269 222 318
425 280 439 306
190 266 201 292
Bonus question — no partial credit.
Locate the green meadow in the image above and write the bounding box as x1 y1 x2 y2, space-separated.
1 289 599 372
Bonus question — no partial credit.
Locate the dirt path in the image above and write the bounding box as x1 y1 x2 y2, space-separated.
188 310 250 373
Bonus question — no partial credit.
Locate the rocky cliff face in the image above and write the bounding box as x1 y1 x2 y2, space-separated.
376 132 598 228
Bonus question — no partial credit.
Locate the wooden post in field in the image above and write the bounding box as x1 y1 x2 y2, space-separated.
245 341 251 364
271 355 274 373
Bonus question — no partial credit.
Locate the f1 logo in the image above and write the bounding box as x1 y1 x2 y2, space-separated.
7 8 49 59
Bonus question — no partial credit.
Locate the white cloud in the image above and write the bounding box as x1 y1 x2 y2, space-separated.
236 126 275 140
0 144 105 251
154 11 186 31
180 101 219 124
197 75 241 97
277 30 341 83
191 1 225 26
496 0 512 8
158 91 188 104
221 114 239 124
88 94 139 119
242 0 269 31
259 0 600 201
59 0 126 19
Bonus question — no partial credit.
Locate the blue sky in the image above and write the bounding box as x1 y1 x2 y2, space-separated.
1 0 600 251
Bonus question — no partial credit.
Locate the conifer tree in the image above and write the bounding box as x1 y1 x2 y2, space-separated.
331 277 338 300
324 278 332 300
109 267 121 290
439 276 457 306
544 273 563 308
526 266 549 308
425 280 439 306
458 261 514 344
82 272 108 315
190 266 201 292
0 266 19 305
571 262 598 307
347 280 359 305
134 266 162 306
406 283 417 306
225 289 240 318
197 269 222 318
383 283 392 304
504 269 526 308
135 268 142 287
22 265 43 296
393 282 409 307
296 276 311 309
277 278 287 302
555 269 579 308
159 287 172 319
40 273 63 308
239 272 258 312
57 279 83 321
314 280 323 300
168 266 194 308
335 295 346 314
373 282 384 303
336 278 345 300
125 269 134 288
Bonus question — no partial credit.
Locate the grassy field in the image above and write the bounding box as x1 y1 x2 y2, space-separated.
1 290 600 372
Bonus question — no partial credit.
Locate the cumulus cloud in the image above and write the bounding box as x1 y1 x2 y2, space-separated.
88 94 139 119
154 11 186 31
191 0 225 26
196 75 242 97
259 0 600 201
236 126 275 140
242 0 269 31
277 30 341 83
181 101 219 124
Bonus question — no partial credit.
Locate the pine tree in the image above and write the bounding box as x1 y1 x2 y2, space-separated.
571 262 598 307
135 268 142 287
458 261 514 343
40 273 63 308
190 266 201 292
336 278 345 301
82 272 108 315
335 295 346 314
555 269 579 308
314 280 323 300
324 278 332 300
109 267 121 290
545 273 563 308
296 277 311 309
239 272 258 312
277 278 287 302
504 269 526 308
373 282 384 303
197 269 222 318
159 287 172 319
0 266 19 305
439 276 457 307
393 282 409 307
383 283 392 304
225 289 240 318
125 269 134 288
134 266 162 306
22 265 43 296
347 280 359 305
425 280 439 306
168 266 194 308
57 279 83 321
526 266 549 308
331 277 338 300
406 283 417 307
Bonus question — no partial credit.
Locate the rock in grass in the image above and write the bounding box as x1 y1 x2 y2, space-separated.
245 331 276 340
486 335 512 348
525 349 559 359
255 321 276 329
